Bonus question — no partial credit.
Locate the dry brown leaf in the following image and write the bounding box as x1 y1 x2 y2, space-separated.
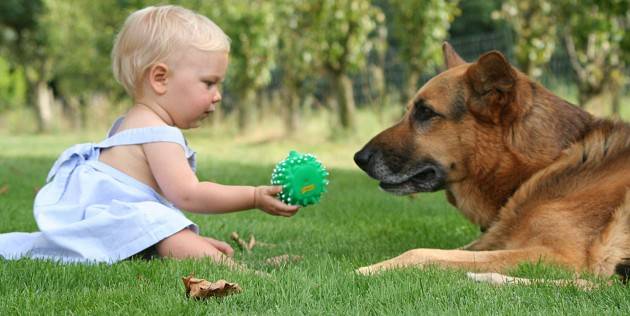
0 185 8 195
182 276 242 299
265 254 303 267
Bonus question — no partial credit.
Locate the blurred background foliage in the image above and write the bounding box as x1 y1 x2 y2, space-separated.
0 0 628 135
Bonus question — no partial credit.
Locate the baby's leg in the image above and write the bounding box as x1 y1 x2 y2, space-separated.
156 228 238 268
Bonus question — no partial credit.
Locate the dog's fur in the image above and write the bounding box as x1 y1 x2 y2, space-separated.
354 42 630 281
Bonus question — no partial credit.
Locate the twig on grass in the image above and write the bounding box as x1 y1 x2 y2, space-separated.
230 232 252 253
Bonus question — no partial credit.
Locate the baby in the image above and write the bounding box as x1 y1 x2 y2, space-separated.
0 5 299 267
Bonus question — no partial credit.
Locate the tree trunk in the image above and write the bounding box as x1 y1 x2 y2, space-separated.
284 88 301 134
22 55 54 133
609 79 623 118
34 79 54 133
237 88 256 132
369 64 387 123
611 91 620 118
211 101 223 129
64 96 81 129
405 71 421 104
579 89 609 116
331 72 356 130
578 90 587 109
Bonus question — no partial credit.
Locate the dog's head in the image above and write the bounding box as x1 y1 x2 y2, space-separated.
354 43 528 196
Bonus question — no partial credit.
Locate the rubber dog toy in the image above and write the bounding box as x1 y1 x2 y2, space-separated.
271 151 329 207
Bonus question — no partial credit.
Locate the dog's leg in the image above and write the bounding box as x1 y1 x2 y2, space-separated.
356 247 552 275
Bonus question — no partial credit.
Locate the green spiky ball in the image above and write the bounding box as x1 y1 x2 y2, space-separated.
271 150 329 207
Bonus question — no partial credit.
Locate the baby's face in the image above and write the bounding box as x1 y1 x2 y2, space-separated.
162 48 229 129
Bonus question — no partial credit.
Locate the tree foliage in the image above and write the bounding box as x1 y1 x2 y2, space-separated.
556 0 628 110
493 0 556 79
45 0 128 95
309 0 384 130
192 0 278 129
275 0 322 132
0 57 26 112
0 0 53 131
448 0 502 37
1 0 626 133
387 0 460 101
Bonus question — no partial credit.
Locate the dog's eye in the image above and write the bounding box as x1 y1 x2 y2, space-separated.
414 103 437 122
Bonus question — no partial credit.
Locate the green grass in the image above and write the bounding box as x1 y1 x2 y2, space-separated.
2 122 630 314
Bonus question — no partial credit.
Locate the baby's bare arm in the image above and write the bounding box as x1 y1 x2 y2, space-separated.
143 141 256 213
143 141 299 215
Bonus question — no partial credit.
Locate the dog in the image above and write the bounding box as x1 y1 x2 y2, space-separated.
354 42 630 285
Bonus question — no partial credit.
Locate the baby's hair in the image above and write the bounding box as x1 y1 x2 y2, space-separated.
112 5 230 96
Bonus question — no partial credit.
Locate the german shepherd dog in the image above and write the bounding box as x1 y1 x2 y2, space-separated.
354 42 630 285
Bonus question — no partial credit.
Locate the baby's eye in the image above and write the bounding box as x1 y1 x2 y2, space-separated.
203 81 216 88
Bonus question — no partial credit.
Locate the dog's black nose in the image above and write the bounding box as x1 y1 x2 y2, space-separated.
354 147 373 170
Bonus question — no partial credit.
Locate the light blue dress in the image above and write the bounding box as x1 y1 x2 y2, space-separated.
0 117 199 263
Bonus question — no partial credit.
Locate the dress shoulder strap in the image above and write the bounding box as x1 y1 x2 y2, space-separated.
97 117 191 154
95 117 196 170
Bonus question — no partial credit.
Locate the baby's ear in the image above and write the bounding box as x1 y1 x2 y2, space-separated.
148 63 169 95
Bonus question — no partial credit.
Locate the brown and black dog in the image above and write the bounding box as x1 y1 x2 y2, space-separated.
354 42 630 284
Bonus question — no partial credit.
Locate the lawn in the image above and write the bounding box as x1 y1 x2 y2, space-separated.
1 122 630 314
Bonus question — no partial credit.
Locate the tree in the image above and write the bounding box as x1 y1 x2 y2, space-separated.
492 0 557 79
43 0 132 128
195 0 278 131
310 0 383 131
387 0 460 102
0 0 54 132
449 0 503 37
275 0 322 133
0 56 26 113
557 0 628 113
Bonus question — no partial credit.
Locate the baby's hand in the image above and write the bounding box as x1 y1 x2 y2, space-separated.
254 186 300 217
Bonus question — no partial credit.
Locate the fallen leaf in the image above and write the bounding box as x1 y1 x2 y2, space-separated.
265 254 303 267
0 185 8 195
182 276 242 299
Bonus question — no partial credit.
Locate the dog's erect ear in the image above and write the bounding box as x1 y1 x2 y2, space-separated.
466 51 516 94
443 42 466 69
465 51 517 124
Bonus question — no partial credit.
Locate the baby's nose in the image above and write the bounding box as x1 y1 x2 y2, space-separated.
213 91 222 103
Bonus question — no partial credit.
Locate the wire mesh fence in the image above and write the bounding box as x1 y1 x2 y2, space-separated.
227 29 627 113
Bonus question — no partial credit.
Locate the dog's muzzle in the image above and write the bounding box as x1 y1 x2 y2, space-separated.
354 146 446 195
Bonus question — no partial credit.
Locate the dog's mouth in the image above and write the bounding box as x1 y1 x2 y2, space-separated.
378 163 446 195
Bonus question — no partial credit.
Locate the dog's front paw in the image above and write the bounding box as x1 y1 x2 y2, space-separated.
354 264 383 276
466 272 515 285
355 265 379 276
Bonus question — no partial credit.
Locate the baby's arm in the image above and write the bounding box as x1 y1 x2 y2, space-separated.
143 142 298 215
